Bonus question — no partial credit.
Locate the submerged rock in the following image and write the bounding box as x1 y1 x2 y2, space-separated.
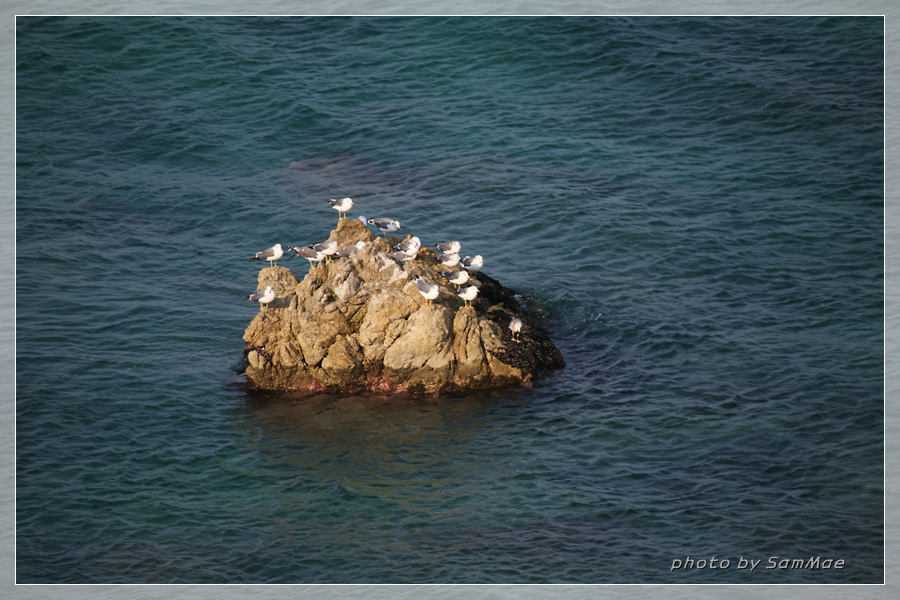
242 219 564 394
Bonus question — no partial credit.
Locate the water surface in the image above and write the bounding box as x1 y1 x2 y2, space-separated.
16 16 883 583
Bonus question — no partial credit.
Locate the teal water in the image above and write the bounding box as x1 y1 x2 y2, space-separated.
16 16 883 583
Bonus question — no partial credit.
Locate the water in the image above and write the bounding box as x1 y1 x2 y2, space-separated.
15 16 883 583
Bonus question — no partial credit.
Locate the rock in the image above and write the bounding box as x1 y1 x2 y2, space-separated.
241 218 565 394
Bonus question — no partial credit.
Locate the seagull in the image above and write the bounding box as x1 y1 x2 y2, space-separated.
437 252 460 268
462 254 484 273
509 317 523 341
287 245 325 266
249 244 284 268
336 241 366 257
458 285 478 307
394 236 421 256
246 285 276 312
367 218 401 237
415 278 439 308
435 241 461 255
390 250 415 263
329 197 354 220
313 240 339 262
441 270 468 288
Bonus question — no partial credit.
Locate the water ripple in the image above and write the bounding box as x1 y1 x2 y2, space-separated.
16 16 883 584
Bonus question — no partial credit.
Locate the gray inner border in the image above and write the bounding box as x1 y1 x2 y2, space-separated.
2 2 894 599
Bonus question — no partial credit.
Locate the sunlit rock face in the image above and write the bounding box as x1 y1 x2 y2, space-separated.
242 219 564 395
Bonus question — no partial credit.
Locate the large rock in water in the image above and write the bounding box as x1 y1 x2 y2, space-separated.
242 219 564 394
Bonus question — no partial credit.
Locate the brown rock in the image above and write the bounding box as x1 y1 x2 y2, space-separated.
241 218 564 394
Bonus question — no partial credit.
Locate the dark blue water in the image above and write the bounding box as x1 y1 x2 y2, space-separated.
16 16 883 583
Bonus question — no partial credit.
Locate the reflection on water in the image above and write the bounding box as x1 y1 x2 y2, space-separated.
234 391 528 511
221 391 559 582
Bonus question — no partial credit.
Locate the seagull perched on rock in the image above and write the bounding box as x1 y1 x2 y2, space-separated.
462 254 484 273
336 241 366 258
249 244 284 268
394 236 421 257
458 285 478 307
415 278 439 308
390 250 416 263
329 197 353 220
287 245 325 266
437 252 460 268
509 317 523 341
435 240 461 255
441 270 468 289
313 240 338 262
367 218 401 237
246 285 276 312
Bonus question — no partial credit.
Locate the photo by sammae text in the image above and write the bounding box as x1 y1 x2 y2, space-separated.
670 556 846 572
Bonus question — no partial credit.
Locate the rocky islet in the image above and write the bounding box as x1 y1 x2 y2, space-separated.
241 216 564 395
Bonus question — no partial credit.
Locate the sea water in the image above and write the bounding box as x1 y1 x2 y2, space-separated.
15 16 883 583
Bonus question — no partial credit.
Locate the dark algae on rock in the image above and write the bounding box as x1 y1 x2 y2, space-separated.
242 218 564 394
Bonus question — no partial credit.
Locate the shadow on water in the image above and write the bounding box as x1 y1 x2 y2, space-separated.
234 387 532 454
228 386 536 503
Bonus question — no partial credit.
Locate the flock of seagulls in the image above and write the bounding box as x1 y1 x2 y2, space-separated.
246 197 525 340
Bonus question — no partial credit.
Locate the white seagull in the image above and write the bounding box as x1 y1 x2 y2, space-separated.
287 245 325 266
367 218 401 237
438 253 460 268
336 241 366 257
509 317 523 341
246 285 276 312
441 270 468 288
249 243 284 268
458 285 479 307
329 197 354 220
313 240 339 262
394 236 421 257
462 255 484 273
415 278 439 308
435 240 461 254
